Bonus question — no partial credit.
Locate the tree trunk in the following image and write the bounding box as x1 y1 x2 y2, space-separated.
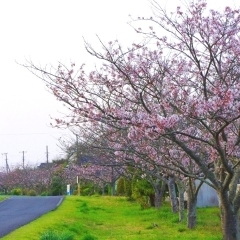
218 190 240 240
187 194 197 228
153 180 166 209
149 194 155 207
176 181 185 222
168 177 178 213
111 181 116 196
102 185 105 195
186 178 197 228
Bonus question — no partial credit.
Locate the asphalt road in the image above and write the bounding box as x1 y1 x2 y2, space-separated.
0 196 64 238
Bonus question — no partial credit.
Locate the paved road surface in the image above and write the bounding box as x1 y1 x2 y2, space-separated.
0 196 64 238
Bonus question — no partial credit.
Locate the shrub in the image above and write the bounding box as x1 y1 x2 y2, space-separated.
10 188 22 195
124 178 132 197
50 176 64 196
41 191 49 196
22 188 28 195
81 182 95 196
116 177 125 196
132 179 155 209
28 189 36 196
72 190 78 195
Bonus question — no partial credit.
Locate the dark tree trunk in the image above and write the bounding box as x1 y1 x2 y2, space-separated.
187 194 197 228
110 167 116 196
186 178 197 229
153 180 166 209
111 181 116 196
102 185 105 195
168 177 178 213
149 194 155 207
218 190 240 240
176 181 185 222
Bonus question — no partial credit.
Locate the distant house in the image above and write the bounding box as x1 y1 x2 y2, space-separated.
37 162 54 169
196 180 219 207
69 152 97 165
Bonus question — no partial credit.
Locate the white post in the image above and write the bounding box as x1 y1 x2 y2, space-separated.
67 184 71 195
77 176 80 196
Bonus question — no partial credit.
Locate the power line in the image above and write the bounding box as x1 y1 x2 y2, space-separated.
0 132 64 136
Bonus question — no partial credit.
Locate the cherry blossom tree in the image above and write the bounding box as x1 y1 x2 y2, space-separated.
24 1 240 239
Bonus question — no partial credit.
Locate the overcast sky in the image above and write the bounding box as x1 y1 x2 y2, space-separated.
0 0 238 170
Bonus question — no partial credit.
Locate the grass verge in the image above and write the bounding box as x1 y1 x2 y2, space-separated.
2 196 222 240
0 195 8 201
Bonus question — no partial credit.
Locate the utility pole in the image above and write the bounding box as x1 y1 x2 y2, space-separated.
20 151 27 168
2 153 10 173
46 146 49 163
77 176 80 196
76 134 79 163
75 135 80 195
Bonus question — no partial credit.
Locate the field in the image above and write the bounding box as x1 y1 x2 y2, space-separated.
2 196 222 240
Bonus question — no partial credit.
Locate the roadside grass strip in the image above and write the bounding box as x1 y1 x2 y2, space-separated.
2 196 222 240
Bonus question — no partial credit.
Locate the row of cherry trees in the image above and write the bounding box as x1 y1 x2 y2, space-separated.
0 160 120 196
24 1 240 239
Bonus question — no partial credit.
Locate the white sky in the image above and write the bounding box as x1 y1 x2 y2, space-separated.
0 0 238 170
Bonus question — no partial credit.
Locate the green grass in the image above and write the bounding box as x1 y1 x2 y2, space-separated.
2 196 222 240
39 230 74 240
0 195 8 201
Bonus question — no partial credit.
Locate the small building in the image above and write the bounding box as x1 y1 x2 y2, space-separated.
37 162 54 169
196 180 219 207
